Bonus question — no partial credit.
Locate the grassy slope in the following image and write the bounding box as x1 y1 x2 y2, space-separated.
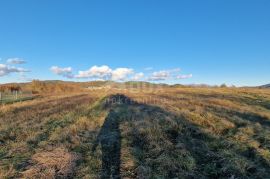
0 87 270 178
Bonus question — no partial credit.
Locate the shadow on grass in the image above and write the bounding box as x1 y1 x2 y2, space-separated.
92 94 270 178
92 109 121 179
206 105 270 128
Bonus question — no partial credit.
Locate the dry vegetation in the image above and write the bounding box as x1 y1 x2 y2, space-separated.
29 80 83 94
0 83 270 178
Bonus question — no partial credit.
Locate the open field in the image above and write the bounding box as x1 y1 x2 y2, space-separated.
0 85 270 178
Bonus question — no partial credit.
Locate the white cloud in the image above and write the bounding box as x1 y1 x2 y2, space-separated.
147 68 189 81
176 74 193 79
148 70 170 81
0 64 29 77
50 65 191 82
74 66 133 81
50 66 72 74
7 58 26 64
75 65 112 79
111 68 133 81
132 72 144 81
50 66 74 78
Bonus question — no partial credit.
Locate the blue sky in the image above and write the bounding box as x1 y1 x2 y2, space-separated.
0 0 269 86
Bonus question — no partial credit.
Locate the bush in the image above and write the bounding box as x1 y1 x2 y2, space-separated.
220 83 227 88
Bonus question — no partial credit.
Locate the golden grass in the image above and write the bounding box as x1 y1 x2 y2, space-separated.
0 86 270 178
22 147 79 179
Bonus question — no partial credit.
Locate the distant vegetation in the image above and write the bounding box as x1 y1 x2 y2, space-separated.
260 84 270 89
23 80 82 94
0 84 21 93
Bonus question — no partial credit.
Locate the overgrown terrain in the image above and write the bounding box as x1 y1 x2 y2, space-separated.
0 84 270 178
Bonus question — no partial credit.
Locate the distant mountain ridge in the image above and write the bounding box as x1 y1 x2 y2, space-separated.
259 84 270 88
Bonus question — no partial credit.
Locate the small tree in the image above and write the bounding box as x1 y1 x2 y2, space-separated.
220 83 227 88
9 86 21 93
31 80 46 93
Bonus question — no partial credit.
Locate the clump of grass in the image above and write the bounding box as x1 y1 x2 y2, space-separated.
0 165 16 178
22 147 80 178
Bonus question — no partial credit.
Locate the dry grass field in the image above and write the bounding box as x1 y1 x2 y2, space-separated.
0 83 270 178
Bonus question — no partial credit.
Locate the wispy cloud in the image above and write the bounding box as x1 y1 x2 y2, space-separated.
7 58 26 64
147 68 181 81
147 68 192 81
0 64 29 77
176 74 193 79
50 66 74 78
148 70 170 81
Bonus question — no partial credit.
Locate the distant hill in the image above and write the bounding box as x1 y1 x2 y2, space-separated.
259 84 270 88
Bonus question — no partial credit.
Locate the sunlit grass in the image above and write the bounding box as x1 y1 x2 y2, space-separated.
0 87 270 178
